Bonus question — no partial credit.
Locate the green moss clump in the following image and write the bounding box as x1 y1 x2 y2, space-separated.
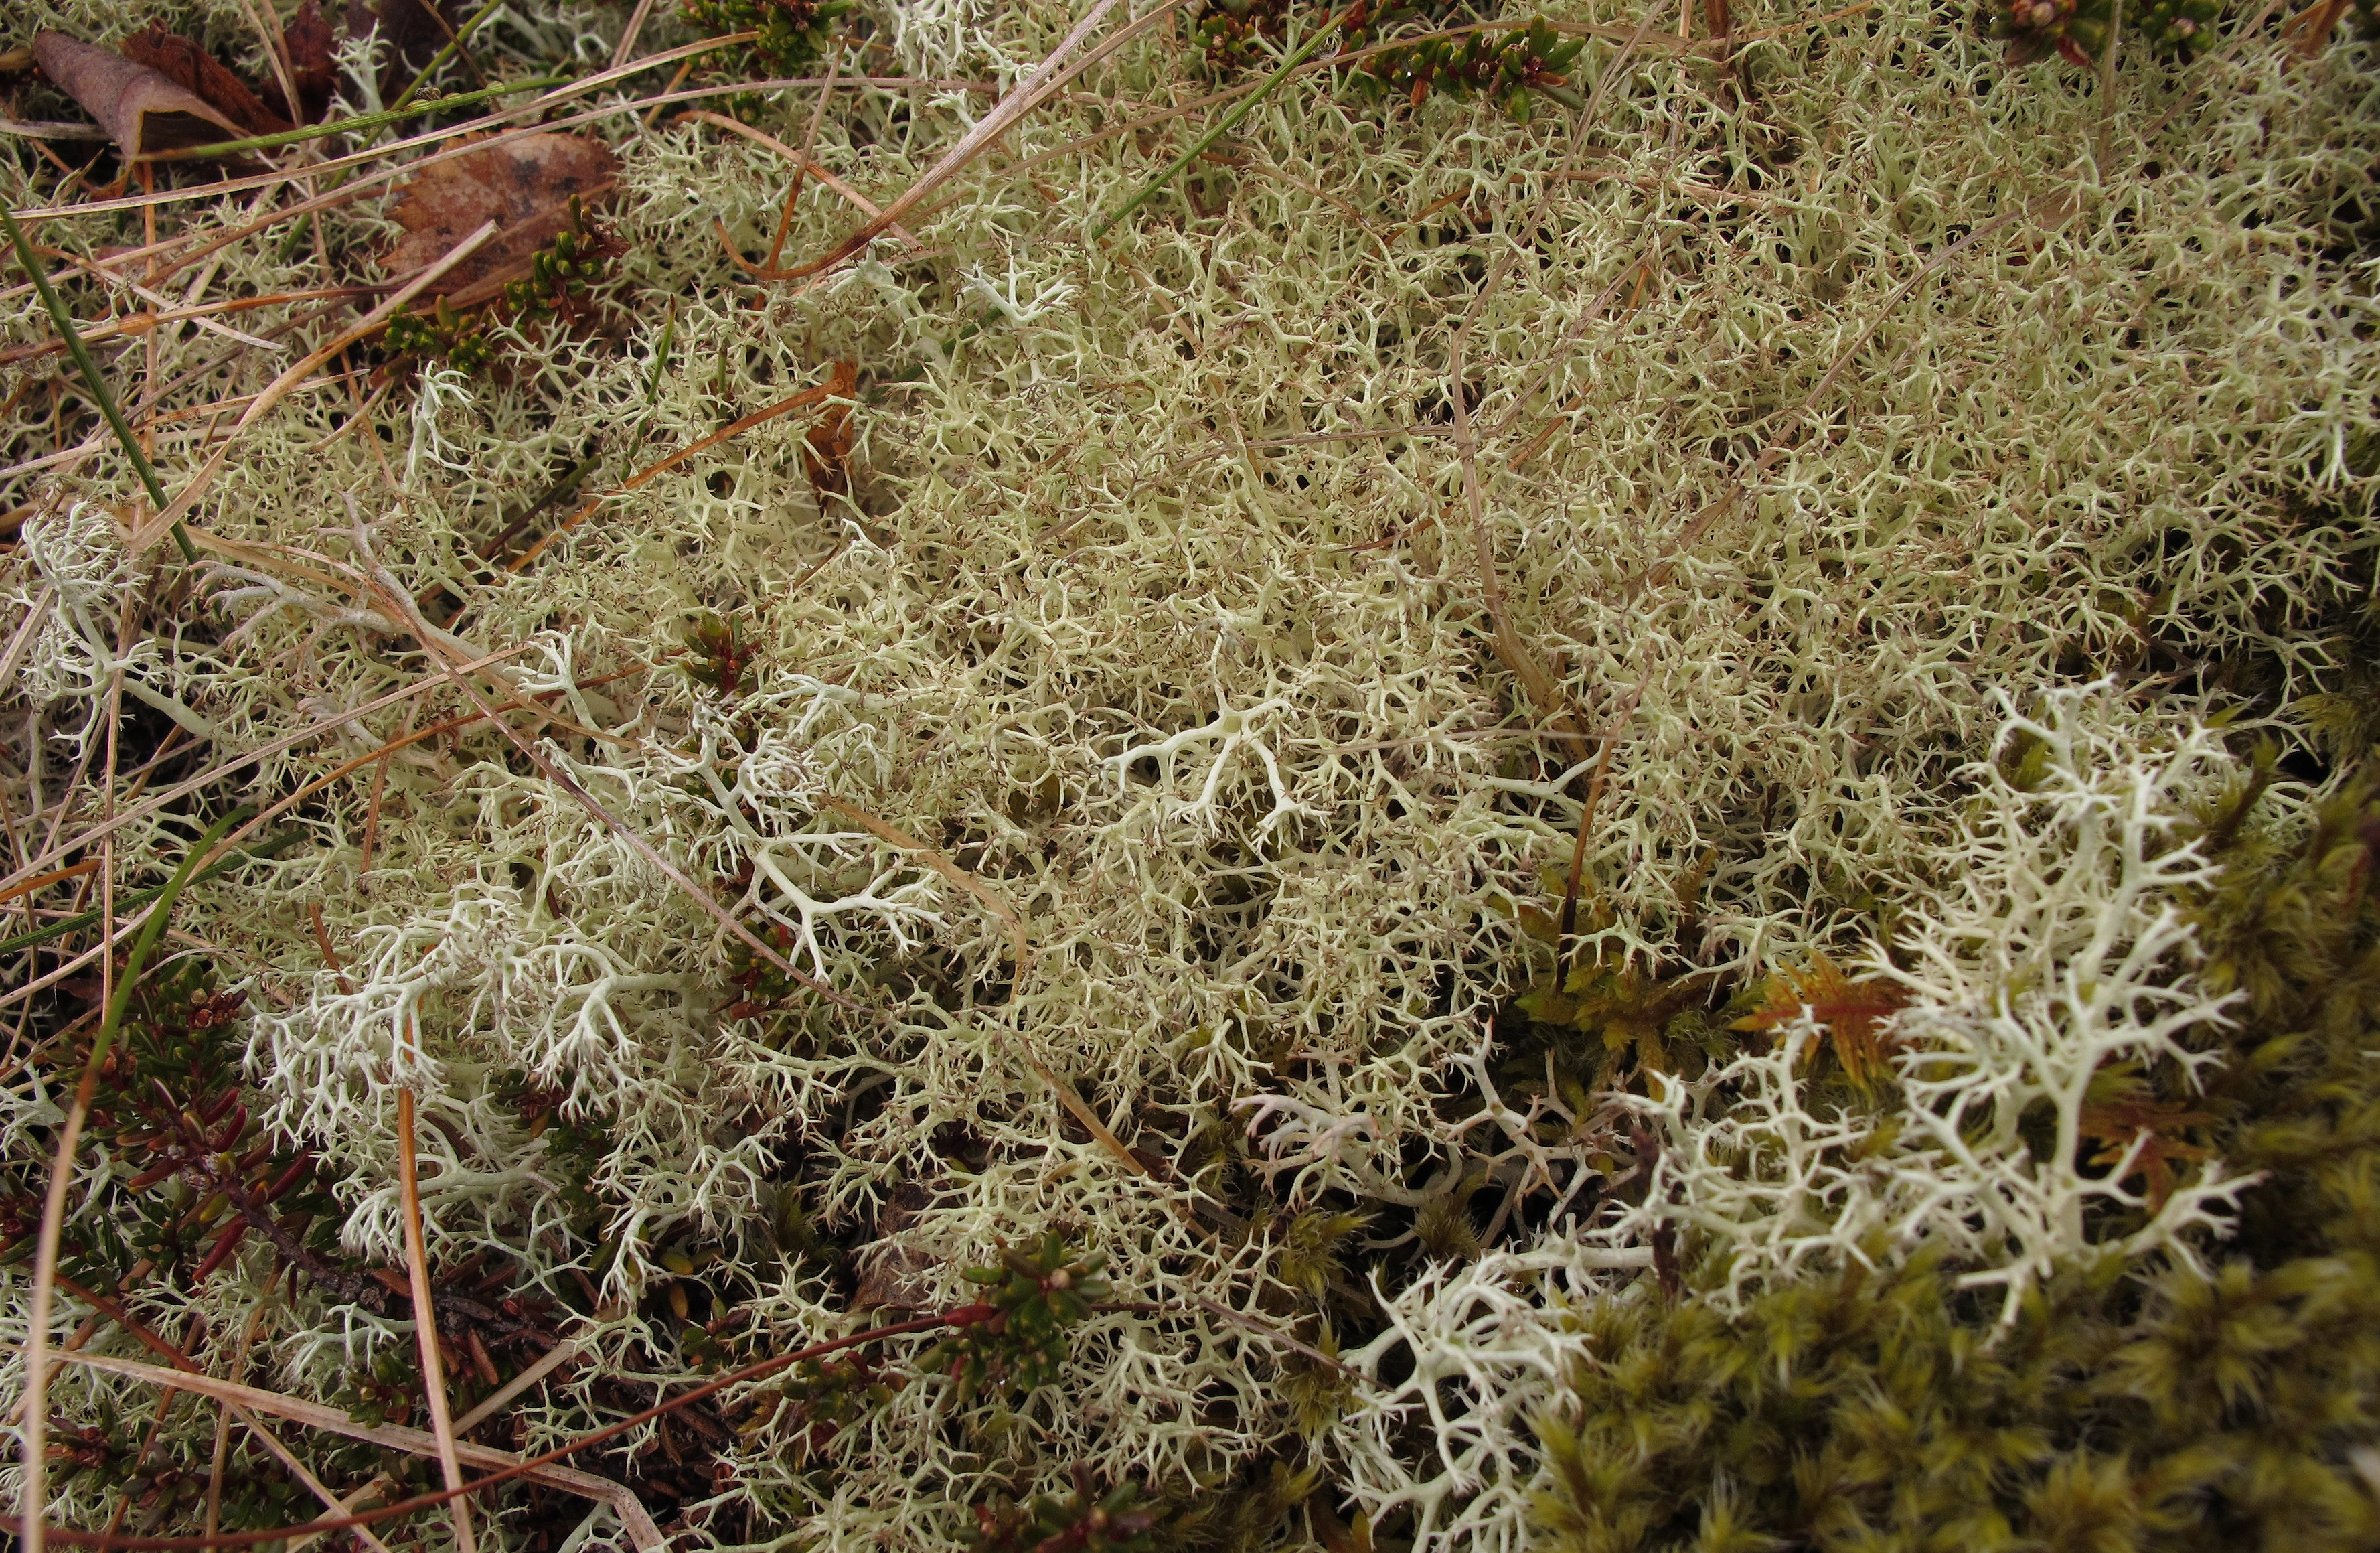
1532 770 2380 1552
1534 1247 2380 1552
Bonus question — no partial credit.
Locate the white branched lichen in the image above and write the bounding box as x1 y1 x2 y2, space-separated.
1331 1241 1651 1553
1609 688 2255 1319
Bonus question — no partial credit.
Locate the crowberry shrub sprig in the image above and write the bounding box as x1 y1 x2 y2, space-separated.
1196 0 1480 75
30 960 333 1290
496 1076 611 1234
382 294 494 374
742 1353 899 1459
383 203 614 376
44 1412 132 1493
968 1468 1158 1553
680 0 853 75
927 1232 1110 1406
1194 5 1587 122
724 921 805 1015
334 1348 427 1430
684 611 763 698
1358 19 1585 119
1988 0 2221 67
501 198 609 323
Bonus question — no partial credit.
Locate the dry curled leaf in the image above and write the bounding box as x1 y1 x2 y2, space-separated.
118 23 290 138
803 359 860 502
382 133 619 309
351 0 474 98
275 0 339 125
32 31 249 162
2286 0 2355 55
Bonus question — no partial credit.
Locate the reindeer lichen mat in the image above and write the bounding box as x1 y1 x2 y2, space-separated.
3 0 2377 1548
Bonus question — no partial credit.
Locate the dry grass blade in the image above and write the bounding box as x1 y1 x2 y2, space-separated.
509 374 840 570
449 1320 605 1432
282 1475 395 1553
62 1289 398 1553
42 1317 958 1549
1443 10 1664 762
0 583 56 693
48 1351 663 1550
394 1083 475 1553
1191 1295 1357 1376
1557 682 1644 941
610 0 663 69
678 108 921 262
765 38 843 271
7 33 755 225
202 1302 265 1544
0 643 535 899
3 68 949 314
220 1419 398 1553
791 0 1137 279
0 858 100 908
821 796 1030 974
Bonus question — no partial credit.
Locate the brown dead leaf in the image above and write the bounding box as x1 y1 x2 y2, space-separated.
275 0 339 125
33 31 250 162
350 0 475 99
118 23 291 138
2286 0 2355 55
802 360 859 503
382 133 619 309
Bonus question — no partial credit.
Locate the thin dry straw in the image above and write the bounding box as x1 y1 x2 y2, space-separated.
151 76 566 163
0 828 305 956
127 218 500 554
33 1315 958 1550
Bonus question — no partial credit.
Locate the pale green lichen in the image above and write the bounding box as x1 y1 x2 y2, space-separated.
3 0 2379 1548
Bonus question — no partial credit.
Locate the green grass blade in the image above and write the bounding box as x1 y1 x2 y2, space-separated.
90 808 251 1069
1089 16 1343 242
387 0 512 117
0 828 304 959
1 207 199 563
153 74 568 163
